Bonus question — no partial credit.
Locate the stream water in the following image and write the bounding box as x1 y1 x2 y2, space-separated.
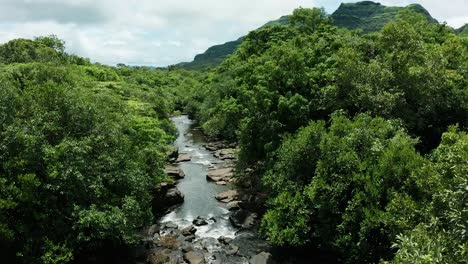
141 115 274 264
139 115 333 264
160 115 238 238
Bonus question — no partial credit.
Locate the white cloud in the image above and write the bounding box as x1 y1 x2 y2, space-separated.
0 0 466 66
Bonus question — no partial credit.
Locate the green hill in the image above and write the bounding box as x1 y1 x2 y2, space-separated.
176 38 242 70
175 16 289 70
332 1 436 33
177 1 437 70
456 24 468 35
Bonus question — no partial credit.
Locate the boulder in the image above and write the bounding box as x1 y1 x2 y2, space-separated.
183 251 204 264
243 212 258 229
158 181 176 190
214 148 237 160
152 185 184 217
204 253 217 263
249 252 274 264
212 260 222 264
226 201 241 211
157 235 180 249
147 251 170 264
216 181 227 185
163 222 178 229
147 224 160 236
166 146 178 161
165 166 185 179
229 209 257 229
215 190 238 203
182 245 194 253
217 236 233 245
185 235 196 242
141 237 154 250
220 198 233 203
182 225 197 236
205 141 229 151
206 168 233 182
192 216 208 226
200 237 218 250
206 175 223 182
177 154 192 162
225 245 239 256
165 188 184 206
152 233 160 241
205 144 218 151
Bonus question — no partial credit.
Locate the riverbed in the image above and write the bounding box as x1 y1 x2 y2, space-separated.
141 115 272 264
160 115 237 238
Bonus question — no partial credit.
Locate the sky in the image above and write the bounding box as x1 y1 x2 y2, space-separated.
0 0 466 66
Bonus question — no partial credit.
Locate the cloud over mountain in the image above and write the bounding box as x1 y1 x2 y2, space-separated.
0 0 465 66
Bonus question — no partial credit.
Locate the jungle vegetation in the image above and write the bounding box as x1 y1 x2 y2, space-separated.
0 3 467 264
184 7 468 264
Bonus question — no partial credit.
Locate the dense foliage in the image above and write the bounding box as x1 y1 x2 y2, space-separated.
177 1 440 71
1 3 466 264
331 1 436 33
0 36 200 263
185 7 467 264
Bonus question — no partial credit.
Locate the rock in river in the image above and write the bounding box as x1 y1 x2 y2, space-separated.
165 165 185 179
229 209 257 229
206 167 233 182
176 153 192 162
226 200 241 211
214 148 238 160
225 245 239 256
181 225 197 236
163 222 178 229
215 190 238 203
148 251 170 264
152 184 184 217
165 188 184 205
166 146 178 161
217 236 233 245
192 216 208 226
249 252 274 264
184 251 204 264
147 224 160 236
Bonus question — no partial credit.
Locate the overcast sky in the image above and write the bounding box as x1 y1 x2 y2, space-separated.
0 0 466 66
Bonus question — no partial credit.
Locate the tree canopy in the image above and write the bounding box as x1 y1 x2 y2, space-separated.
184 7 467 263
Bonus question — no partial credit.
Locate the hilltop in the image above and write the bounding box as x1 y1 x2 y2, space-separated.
177 1 437 70
457 24 468 35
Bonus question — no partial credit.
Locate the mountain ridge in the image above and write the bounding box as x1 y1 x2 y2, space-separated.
457 24 468 35
175 1 439 70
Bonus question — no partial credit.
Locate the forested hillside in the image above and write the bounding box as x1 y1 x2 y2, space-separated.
183 7 468 263
0 36 203 263
457 24 468 35
0 2 467 264
331 1 436 32
177 1 439 70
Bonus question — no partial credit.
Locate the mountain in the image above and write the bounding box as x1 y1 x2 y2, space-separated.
176 39 242 70
456 24 468 35
176 1 437 70
332 1 436 33
175 16 289 70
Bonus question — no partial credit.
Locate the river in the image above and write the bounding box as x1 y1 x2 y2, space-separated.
141 115 273 264
160 115 238 238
